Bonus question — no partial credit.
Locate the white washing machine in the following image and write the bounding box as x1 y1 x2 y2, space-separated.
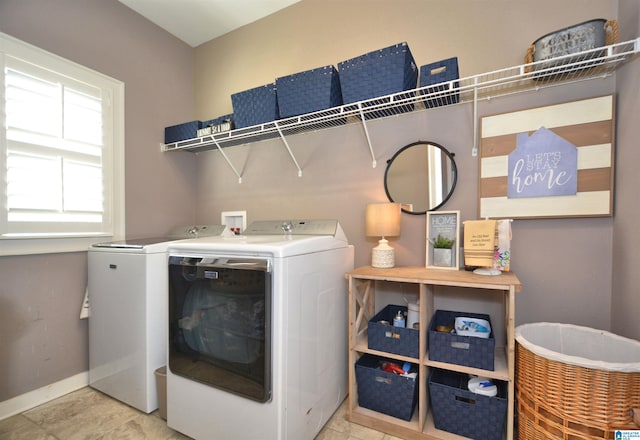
88 224 229 413
166 219 354 440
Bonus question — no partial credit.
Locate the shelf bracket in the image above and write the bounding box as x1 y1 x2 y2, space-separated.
212 137 243 183
472 76 479 157
357 103 377 168
275 122 303 177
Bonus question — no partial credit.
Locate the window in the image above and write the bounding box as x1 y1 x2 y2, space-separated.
0 32 124 255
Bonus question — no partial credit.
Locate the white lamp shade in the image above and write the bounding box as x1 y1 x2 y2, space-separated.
366 203 401 268
366 203 401 238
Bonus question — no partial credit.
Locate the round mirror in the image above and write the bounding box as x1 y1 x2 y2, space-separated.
384 141 457 214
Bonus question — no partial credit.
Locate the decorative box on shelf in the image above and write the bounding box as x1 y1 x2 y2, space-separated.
368 305 419 359
338 42 418 119
420 57 460 108
231 83 279 128
164 120 202 144
356 354 418 421
429 368 507 440
429 309 495 370
276 65 342 118
525 19 618 78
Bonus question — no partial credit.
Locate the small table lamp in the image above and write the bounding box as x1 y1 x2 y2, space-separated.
366 202 401 268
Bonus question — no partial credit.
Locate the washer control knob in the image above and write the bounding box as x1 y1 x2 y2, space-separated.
281 221 293 233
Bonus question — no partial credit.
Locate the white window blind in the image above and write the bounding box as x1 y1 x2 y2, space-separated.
1 32 124 254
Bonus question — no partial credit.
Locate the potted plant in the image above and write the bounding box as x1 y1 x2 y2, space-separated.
432 234 454 267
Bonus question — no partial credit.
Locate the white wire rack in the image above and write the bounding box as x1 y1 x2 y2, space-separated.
162 38 639 181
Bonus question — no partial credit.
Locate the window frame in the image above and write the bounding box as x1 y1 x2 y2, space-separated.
0 32 125 256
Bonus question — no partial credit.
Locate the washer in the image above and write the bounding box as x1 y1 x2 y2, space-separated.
166 219 354 440
88 224 228 413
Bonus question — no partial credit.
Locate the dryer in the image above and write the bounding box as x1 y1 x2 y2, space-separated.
88 225 228 413
166 220 354 440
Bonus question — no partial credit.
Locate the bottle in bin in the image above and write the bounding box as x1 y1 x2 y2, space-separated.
380 360 417 379
393 310 405 328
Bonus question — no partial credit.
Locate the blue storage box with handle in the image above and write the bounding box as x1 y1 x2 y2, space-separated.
420 57 460 108
164 120 202 144
276 65 342 118
429 309 495 370
338 42 417 119
338 42 418 103
356 354 418 421
368 305 419 358
231 83 279 128
429 368 507 440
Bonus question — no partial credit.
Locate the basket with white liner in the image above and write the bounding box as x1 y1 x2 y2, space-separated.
516 322 640 439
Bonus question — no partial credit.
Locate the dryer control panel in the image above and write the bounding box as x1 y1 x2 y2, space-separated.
166 224 229 239
244 219 339 236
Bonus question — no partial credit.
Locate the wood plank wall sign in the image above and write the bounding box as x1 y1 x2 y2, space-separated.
479 95 615 219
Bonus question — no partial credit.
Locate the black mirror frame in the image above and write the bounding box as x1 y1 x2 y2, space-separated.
384 140 458 215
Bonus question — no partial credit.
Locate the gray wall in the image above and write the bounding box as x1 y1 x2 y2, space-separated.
0 0 197 402
611 0 640 340
192 0 626 333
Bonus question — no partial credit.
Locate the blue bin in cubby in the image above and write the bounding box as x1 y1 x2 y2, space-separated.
338 42 418 119
428 309 495 370
356 354 418 421
164 120 202 144
420 57 460 108
276 65 342 118
231 83 279 128
368 305 419 359
429 368 507 440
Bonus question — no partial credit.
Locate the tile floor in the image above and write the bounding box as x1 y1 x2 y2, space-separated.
0 387 403 440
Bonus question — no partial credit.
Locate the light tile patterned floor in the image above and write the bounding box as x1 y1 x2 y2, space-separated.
0 387 404 440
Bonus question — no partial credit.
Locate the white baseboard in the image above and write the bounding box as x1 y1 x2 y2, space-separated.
0 371 89 421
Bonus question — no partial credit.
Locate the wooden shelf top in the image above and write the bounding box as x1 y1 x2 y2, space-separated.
347 266 521 292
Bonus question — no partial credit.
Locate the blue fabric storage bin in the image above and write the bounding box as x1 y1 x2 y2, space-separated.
338 42 418 104
368 305 419 359
164 120 202 144
276 65 342 118
420 57 460 108
231 83 279 128
356 354 418 421
429 310 495 370
429 368 507 440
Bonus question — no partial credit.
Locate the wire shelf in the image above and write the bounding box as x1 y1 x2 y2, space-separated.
162 38 639 178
